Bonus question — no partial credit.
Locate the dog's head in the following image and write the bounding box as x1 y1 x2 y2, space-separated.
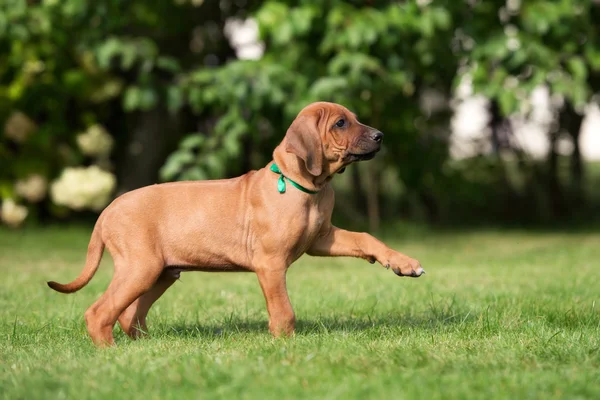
284 102 383 177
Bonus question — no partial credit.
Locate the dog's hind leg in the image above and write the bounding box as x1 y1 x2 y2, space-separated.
84 257 163 347
118 270 178 339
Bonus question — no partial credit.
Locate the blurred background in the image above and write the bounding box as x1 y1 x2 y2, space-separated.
1 0 599 232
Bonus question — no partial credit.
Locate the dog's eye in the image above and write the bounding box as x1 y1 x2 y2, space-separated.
335 119 345 128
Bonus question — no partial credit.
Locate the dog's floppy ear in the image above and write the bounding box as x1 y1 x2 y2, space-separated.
284 110 324 177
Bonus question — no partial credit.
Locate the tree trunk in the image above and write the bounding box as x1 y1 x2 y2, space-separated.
365 163 381 233
351 166 366 211
418 189 439 224
560 101 585 202
489 100 502 153
116 109 183 194
488 99 515 195
547 130 566 217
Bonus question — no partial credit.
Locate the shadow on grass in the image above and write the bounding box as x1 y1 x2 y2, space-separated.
159 310 477 339
154 295 485 339
145 300 599 340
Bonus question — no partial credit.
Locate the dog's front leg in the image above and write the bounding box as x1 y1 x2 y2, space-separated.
308 225 425 277
256 268 295 337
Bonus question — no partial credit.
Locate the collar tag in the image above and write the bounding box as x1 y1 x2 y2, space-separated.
269 163 318 195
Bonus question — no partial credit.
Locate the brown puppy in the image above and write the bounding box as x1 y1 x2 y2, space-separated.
48 102 424 346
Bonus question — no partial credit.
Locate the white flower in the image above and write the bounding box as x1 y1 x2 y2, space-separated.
506 0 521 13
15 174 48 203
507 37 520 51
504 76 519 89
174 0 204 6
419 89 447 116
224 18 265 60
76 124 114 158
1 199 28 228
50 166 116 211
4 111 37 143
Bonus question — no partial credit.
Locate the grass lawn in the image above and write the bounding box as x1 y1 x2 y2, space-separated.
0 225 599 399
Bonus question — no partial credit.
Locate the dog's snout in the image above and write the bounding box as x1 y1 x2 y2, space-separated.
370 131 384 143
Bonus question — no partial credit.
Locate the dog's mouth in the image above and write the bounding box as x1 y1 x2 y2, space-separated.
349 148 380 161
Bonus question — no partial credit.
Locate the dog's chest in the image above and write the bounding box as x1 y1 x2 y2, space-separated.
303 211 323 239
262 201 324 248
248 187 332 264
297 204 326 247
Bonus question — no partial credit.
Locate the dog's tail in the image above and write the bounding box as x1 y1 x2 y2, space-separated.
47 217 105 294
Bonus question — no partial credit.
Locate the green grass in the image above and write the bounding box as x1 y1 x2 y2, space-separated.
1 226 599 399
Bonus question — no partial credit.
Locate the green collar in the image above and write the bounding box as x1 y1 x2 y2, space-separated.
269 163 319 194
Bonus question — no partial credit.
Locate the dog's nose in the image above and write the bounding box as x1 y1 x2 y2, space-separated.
371 131 384 143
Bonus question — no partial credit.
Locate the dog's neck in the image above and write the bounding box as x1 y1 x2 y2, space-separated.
272 143 331 192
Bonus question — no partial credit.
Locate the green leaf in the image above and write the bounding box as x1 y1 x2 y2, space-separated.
123 86 141 112
123 85 158 111
181 168 208 181
138 87 158 111
179 134 205 150
584 45 600 71
498 90 517 116
567 56 588 81
289 6 315 35
205 153 225 177
62 70 88 92
120 44 137 70
160 157 182 181
275 20 293 46
309 77 348 98
188 87 204 113
420 11 435 38
256 2 289 31
156 56 181 73
568 81 589 109
223 134 242 157
167 86 184 113
96 37 122 69
431 7 451 30
169 151 195 166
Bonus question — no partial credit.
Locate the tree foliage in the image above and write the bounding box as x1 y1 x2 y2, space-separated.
1 0 599 227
